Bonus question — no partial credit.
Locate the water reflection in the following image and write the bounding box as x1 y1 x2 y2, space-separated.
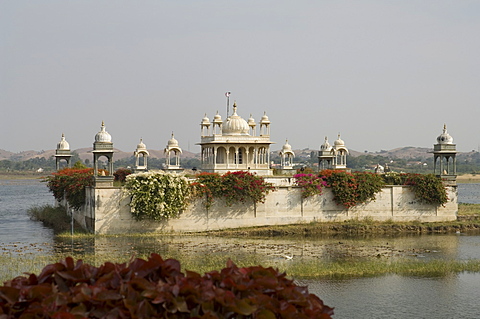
45 233 480 264
299 273 480 318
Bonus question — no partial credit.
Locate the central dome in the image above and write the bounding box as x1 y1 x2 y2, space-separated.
222 103 249 135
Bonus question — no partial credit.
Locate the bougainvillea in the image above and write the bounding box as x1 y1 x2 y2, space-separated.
125 171 191 221
190 172 223 210
294 173 328 199
322 170 385 208
192 171 275 209
0 254 334 318
43 168 95 210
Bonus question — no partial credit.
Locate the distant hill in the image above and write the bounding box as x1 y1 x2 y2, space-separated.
0 145 465 162
0 148 200 162
286 146 433 160
358 146 433 160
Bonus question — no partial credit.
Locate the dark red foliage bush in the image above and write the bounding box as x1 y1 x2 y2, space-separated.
113 168 132 183
0 254 333 318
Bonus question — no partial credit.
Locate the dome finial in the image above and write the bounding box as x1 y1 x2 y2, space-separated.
232 101 237 115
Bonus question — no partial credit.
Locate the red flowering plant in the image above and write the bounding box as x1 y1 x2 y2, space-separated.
294 173 328 199
191 171 274 209
190 172 223 210
319 170 385 208
221 171 275 206
43 168 95 210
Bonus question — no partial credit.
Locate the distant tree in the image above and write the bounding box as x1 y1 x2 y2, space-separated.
73 160 87 169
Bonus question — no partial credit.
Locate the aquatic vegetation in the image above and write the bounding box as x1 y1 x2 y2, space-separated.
27 205 85 234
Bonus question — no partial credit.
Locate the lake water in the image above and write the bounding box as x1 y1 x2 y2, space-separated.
1 179 480 318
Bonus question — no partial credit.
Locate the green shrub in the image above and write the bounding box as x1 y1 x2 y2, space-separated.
0 254 334 318
381 173 448 206
404 173 448 206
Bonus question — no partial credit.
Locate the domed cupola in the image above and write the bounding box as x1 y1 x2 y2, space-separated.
334 134 345 147
279 139 295 169
222 102 249 135
260 112 270 125
95 121 112 143
213 111 222 123
282 139 292 152
201 114 210 126
57 133 70 151
168 133 179 147
437 124 454 144
137 138 147 150
320 136 332 151
248 114 256 126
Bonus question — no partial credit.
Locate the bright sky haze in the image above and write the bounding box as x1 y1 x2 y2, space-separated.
2 1 479 154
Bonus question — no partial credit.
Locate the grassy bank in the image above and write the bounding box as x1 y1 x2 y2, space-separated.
27 205 85 234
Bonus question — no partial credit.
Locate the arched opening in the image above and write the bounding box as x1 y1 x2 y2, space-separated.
216 147 226 164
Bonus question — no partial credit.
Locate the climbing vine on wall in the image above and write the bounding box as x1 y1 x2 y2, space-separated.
125 171 191 221
293 173 327 199
320 170 385 208
383 172 448 206
191 171 274 209
294 170 447 208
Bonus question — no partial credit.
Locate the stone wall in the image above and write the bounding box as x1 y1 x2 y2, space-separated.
73 178 458 234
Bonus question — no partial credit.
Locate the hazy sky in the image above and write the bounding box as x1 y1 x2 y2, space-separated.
2 1 479 154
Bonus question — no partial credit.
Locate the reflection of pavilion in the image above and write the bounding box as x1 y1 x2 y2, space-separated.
198 103 274 175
